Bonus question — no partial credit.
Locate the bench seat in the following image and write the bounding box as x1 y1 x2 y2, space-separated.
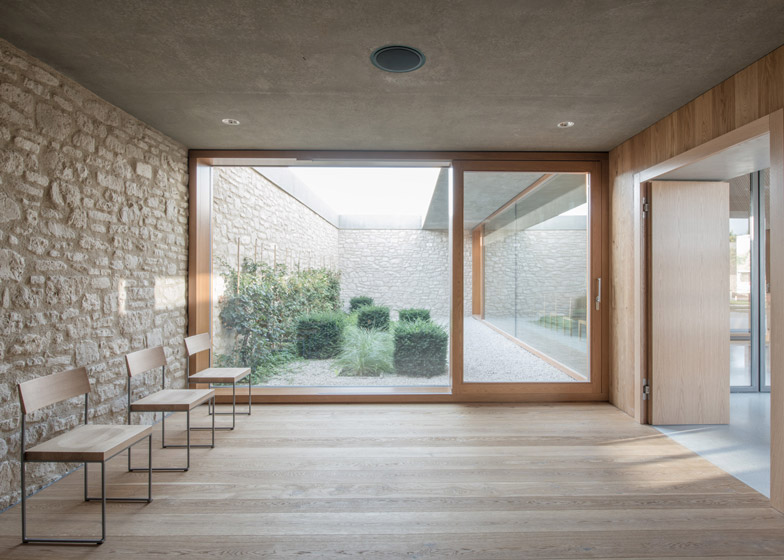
187 367 250 384
130 388 214 412
25 424 152 463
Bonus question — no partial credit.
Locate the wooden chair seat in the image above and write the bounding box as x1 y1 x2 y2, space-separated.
18 366 153 545
130 388 214 412
24 424 152 463
187 367 250 384
184 333 252 430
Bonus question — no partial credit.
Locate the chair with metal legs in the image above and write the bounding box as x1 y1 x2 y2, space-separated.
18 367 153 545
184 333 251 431
126 346 216 472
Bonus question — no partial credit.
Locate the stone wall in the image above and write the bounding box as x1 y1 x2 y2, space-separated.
211 167 339 351
339 229 473 321
0 39 189 510
517 230 586 316
484 227 587 325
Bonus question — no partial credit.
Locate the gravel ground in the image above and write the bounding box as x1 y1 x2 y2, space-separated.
261 317 576 386
463 317 576 382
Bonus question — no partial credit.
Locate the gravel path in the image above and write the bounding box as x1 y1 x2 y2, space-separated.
262 317 576 386
463 317 576 382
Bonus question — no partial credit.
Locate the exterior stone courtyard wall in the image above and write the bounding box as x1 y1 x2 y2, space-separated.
484 228 587 323
339 230 450 320
211 167 339 353
339 229 473 321
516 230 587 317
0 39 189 510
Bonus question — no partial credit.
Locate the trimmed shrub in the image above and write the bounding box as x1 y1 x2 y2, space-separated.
398 308 431 323
216 258 341 382
349 296 374 312
357 305 390 331
336 326 394 377
393 320 448 377
296 311 345 359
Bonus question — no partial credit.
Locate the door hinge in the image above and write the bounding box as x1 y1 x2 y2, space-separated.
642 378 650 400
642 197 650 217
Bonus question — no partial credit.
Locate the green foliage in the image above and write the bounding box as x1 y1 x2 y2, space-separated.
393 320 449 377
296 311 345 359
216 258 341 381
335 326 394 377
357 305 390 331
398 308 431 323
349 296 374 312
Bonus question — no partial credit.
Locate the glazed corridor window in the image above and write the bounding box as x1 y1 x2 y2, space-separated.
464 172 589 382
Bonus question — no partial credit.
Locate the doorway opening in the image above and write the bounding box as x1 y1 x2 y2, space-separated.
645 129 772 496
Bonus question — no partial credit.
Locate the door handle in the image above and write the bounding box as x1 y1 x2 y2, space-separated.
595 278 602 311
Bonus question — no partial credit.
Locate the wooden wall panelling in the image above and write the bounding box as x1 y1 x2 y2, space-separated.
608 44 784 420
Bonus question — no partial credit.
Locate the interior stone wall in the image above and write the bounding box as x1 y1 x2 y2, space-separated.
0 39 189 510
211 167 339 352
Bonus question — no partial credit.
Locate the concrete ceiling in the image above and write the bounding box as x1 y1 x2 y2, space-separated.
424 170 545 230
1 0 783 151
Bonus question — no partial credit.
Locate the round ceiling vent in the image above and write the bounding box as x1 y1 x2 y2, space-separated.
370 45 426 73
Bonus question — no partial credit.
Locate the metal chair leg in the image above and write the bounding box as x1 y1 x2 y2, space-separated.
197 377 252 431
89 437 153 501
164 407 215 449
132 414 203 472
22 459 105 545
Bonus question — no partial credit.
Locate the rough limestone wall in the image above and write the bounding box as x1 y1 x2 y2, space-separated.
211 167 339 353
483 228 587 326
483 229 517 332
339 229 471 321
0 39 188 510
516 230 587 317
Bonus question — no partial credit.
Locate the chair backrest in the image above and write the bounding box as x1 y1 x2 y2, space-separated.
18 367 90 414
125 346 166 378
184 333 211 357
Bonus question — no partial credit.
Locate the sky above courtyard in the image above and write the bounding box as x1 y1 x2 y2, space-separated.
290 167 441 217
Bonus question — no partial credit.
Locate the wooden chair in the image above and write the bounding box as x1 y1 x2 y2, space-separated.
126 346 215 472
184 333 251 430
18 367 152 545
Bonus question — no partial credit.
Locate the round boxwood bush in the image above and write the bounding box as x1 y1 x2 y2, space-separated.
296 311 345 359
393 319 448 377
398 308 430 323
349 296 374 312
357 305 390 331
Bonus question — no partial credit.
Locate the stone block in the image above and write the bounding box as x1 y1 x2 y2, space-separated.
35 103 73 140
0 248 24 280
75 340 99 365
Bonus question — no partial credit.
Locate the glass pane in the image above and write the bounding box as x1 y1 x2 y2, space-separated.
763 168 771 388
212 166 450 387
464 172 589 382
729 173 752 387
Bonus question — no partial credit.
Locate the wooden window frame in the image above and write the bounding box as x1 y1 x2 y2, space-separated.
188 150 608 403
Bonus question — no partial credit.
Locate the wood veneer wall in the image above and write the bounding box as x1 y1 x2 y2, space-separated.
609 45 784 419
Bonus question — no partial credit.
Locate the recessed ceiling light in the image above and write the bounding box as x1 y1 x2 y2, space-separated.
557 121 575 128
370 45 426 73
222 118 241 125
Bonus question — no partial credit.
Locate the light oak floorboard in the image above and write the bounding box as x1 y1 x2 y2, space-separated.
1 403 783 559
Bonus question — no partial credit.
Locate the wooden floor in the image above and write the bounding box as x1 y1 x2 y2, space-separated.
1 403 784 559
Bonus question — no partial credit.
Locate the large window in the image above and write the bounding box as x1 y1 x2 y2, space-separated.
729 168 771 393
463 171 590 383
211 165 450 388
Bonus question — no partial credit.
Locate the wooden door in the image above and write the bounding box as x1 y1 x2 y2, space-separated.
649 180 730 425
